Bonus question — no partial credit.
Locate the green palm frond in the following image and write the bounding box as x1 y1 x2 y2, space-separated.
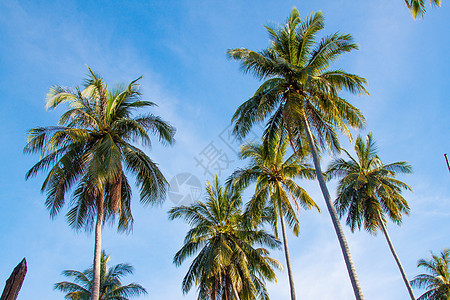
405 0 442 19
411 249 450 299
55 251 147 300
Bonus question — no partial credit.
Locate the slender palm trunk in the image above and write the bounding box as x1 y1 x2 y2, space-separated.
279 210 296 300
377 215 415 300
212 280 216 300
301 114 364 300
225 276 230 300
91 192 104 300
231 283 241 300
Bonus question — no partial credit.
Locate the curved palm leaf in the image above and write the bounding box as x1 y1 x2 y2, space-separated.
54 251 147 300
405 0 442 19
411 249 450 299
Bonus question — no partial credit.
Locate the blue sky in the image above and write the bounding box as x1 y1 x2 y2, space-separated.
0 0 449 299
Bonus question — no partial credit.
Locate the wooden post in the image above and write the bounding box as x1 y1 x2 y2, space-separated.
1 258 27 300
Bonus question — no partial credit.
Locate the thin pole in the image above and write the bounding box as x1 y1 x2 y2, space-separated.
444 154 450 173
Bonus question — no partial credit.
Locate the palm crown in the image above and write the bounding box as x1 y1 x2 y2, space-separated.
169 176 282 300
327 132 412 233
24 67 175 231
229 134 318 234
411 249 450 300
54 251 147 300
228 8 368 155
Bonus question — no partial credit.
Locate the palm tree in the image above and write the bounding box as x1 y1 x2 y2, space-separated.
24 68 175 300
227 133 319 300
228 8 368 299
327 132 415 299
411 249 450 300
405 0 442 19
168 176 282 300
54 250 147 299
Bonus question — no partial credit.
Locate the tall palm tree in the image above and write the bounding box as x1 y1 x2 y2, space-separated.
169 176 282 300
411 249 450 300
405 0 442 19
55 250 147 300
24 68 175 300
228 8 368 299
327 133 415 299
227 133 319 300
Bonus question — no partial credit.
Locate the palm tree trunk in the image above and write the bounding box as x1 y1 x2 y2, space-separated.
225 276 230 300
279 209 296 300
231 283 241 300
377 214 415 300
91 192 104 300
212 279 216 300
301 114 364 300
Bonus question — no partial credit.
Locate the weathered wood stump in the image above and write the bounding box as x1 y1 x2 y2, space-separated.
1 258 27 300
